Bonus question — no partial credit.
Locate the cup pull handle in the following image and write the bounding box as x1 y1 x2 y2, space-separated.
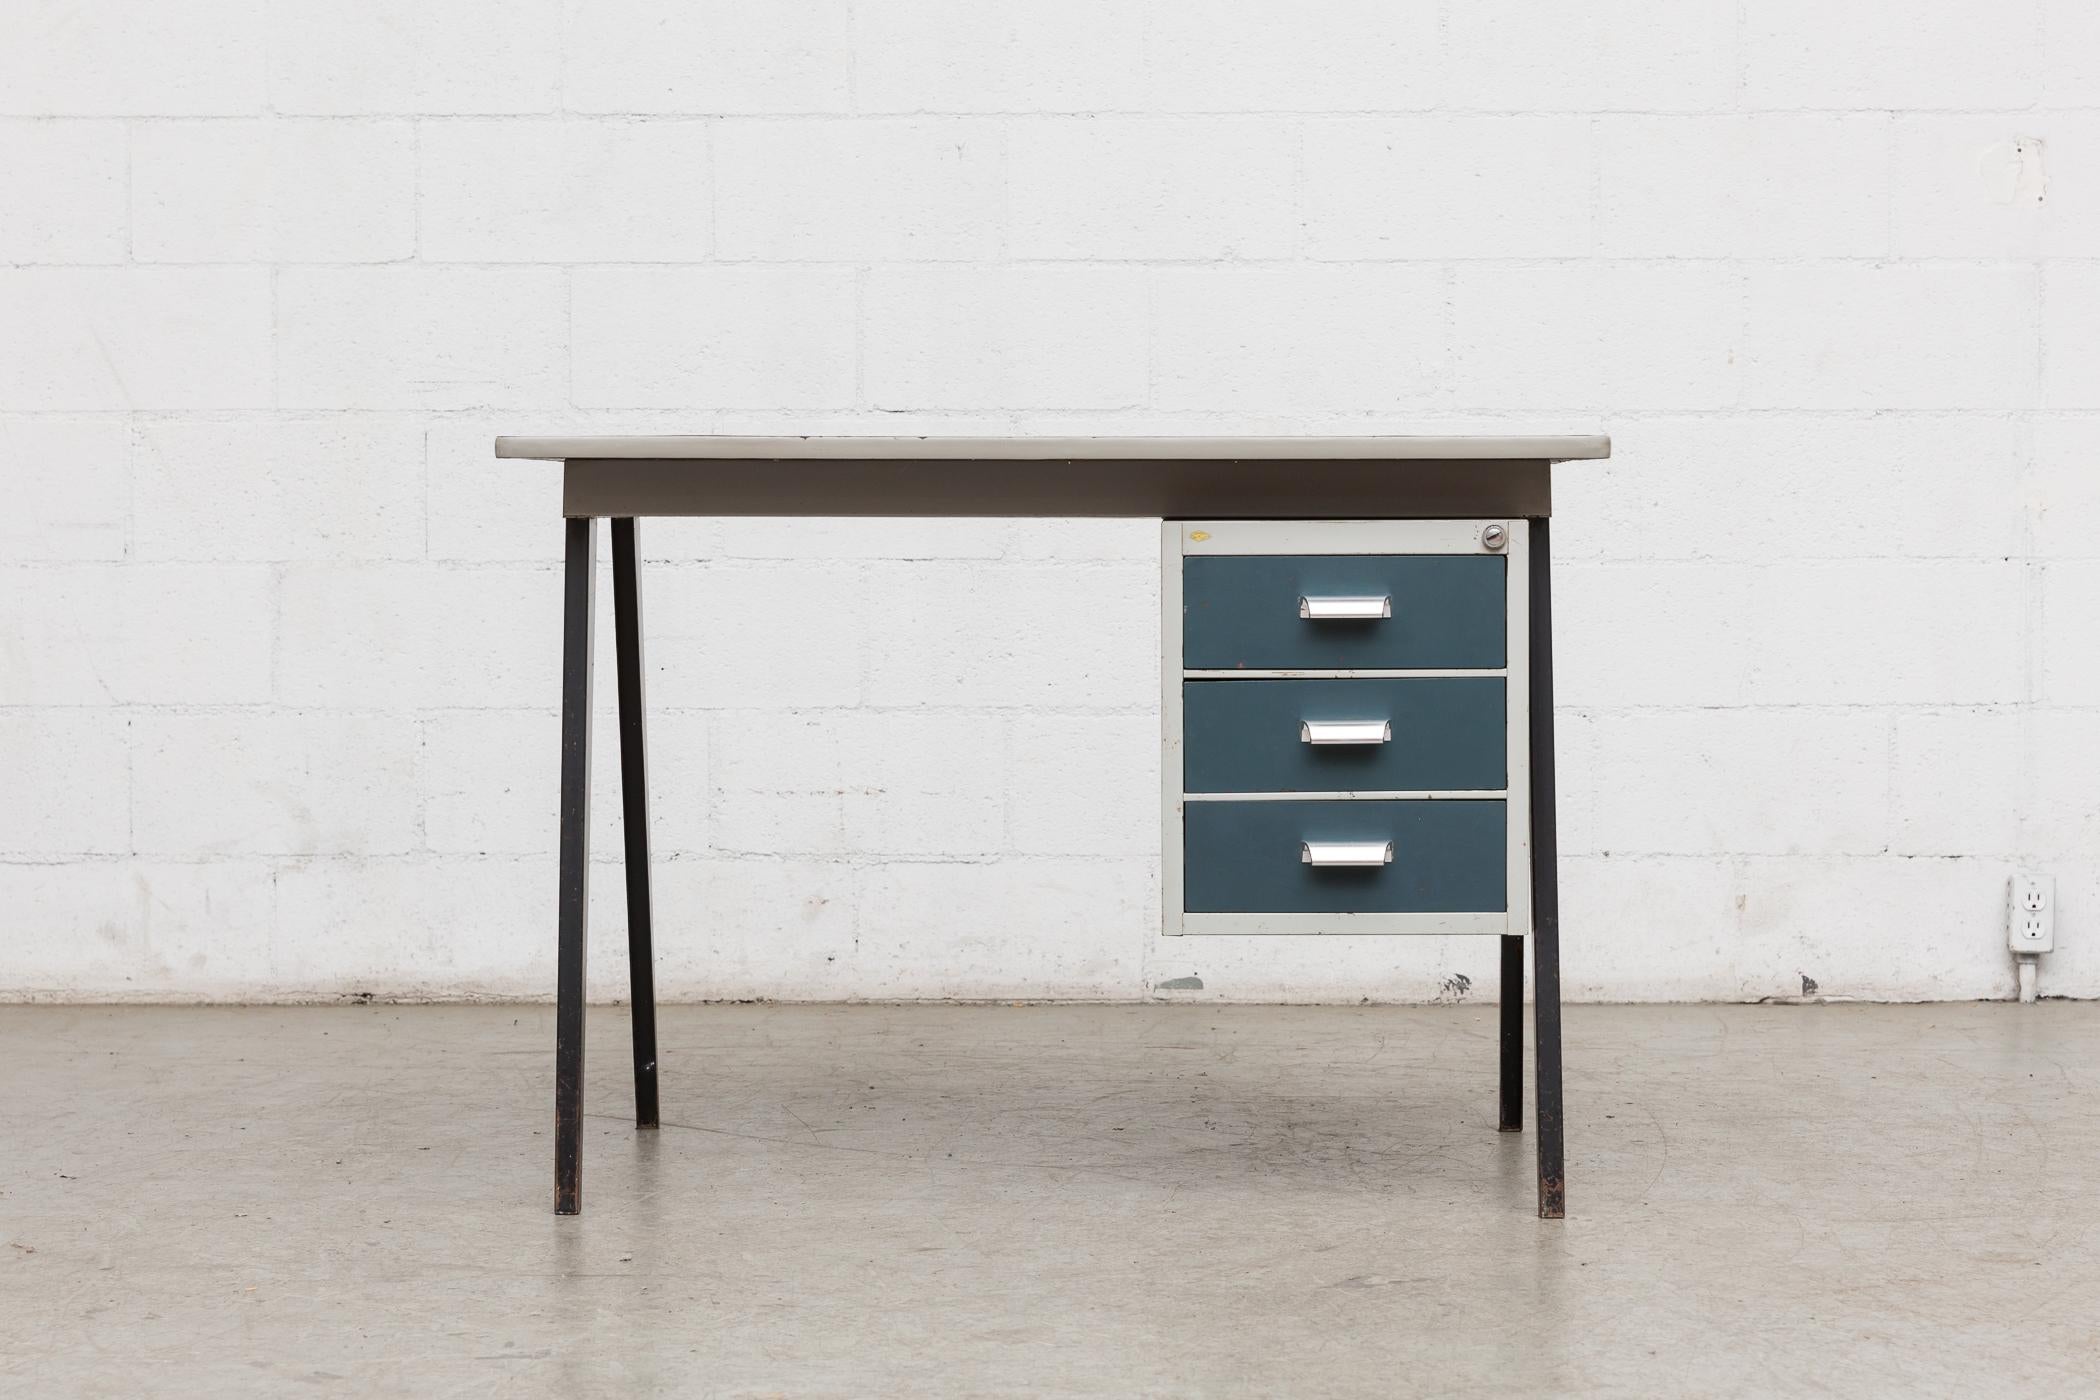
1300 720 1392 746
1301 840 1394 867
1298 595 1391 621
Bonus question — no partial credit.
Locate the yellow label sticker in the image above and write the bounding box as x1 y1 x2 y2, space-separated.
1189 530 1210 541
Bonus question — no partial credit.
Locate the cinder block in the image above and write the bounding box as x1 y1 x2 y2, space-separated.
1744 0 2041 109
270 855 545 992
420 707 708 858
1889 709 2022 857
1586 709 1890 857
1742 560 2025 706
0 564 274 705
1553 561 2014 711
2043 0 2100 106
276 267 566 410
0 712 128 855
0 121 125 260
2025 710 2100 860
419 119 711 263
2029 416 2100 560
709 710 1008 856
1561 415 2023 563
2042 262 2100 410
1597 115 1889 258
1152 266 1447 411
132 713 421 858
1889 115 2095 259
1729 855 2009 1001
860 562 1155 708
1009 713 1158 855
269 0 560 114
1304 116 1595 260
0 0 266 115
1008 118 1297 260
1556 855 1745 1001
852 858 1149 998
0 859 279 995
853 0 1147 113
562 0 851 115
133 417 425 562
863 267 1149 410
643 857 861 1001
715 119 1000 260
277 562 558 709
132 119 415 263
1440 0 1737 112
641 562 869 709
1140 1 1441 112
1452 263 1741 411
715 515 1007 562
0 268 271 410
2041 561 2100 704
1742 264 2038 410
570 266 857 409
0 417 127 560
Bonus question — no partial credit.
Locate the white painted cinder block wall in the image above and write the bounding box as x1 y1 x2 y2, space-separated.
4 1 2097 1004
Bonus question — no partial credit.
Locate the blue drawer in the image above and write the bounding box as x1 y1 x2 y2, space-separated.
1183 799 1506 913
1183 554 1504 671
1183 677 1505 793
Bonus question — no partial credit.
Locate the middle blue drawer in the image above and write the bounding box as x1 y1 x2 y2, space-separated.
1183 677 1506 793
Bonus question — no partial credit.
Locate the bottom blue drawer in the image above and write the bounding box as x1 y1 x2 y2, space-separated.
1183 800 1506 913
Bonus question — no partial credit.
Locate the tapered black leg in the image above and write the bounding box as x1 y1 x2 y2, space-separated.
1499 935 1524 1132
610 518 659 1131
1528 517 1565 1219
554 516 597 1216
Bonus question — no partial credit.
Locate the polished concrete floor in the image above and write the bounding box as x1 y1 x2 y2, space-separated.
2 1003 2096 1398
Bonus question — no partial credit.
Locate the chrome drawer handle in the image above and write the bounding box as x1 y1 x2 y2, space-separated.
1301 840 1394 867
1299 594 1391 621
1300 720 1391 746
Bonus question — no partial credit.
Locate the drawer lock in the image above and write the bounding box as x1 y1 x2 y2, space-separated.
1298 594 1391 621
1301 840 1395 867
1299 719 1392 746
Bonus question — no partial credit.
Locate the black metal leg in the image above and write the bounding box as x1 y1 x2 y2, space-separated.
555 516 597 1216
1498 934 1524 1132
610 518 659 1131
1528 517 1565 1219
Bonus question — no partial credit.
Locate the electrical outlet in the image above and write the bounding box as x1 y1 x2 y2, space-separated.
2008 873 2055 954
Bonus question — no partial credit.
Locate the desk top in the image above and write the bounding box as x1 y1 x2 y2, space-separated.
496 434 1609 519
497 434 1609 463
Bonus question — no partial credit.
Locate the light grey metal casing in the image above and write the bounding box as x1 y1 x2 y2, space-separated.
1162 519 1532 936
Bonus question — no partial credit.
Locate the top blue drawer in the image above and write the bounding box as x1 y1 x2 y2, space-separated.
1183 554 1505 670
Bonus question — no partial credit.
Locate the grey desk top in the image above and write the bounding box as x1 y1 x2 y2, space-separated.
497 434 1609 463
496 435 1610 519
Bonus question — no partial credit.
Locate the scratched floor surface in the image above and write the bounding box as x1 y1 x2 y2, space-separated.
2 1003 2095 1398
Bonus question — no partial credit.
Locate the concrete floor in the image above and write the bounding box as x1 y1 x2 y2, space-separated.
2 1004 2096 1398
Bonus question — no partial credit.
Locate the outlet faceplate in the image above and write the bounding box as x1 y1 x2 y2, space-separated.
2009 873 2055 954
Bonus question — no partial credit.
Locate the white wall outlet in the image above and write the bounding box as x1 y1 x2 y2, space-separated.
2008 873 2055 954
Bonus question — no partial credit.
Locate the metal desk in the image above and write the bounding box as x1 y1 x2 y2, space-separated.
494 434 1610 1218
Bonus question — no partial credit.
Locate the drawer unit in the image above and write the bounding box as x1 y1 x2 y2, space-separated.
1182 677 1505 793
1184 799 1507 914
1183 552 1505 671
1163 519 1530 936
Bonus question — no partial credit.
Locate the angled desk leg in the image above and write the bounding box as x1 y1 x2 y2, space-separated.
1498 934 1524 1131
555 516 597 1216
610 518 659 1131
1528 516 1566 1219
